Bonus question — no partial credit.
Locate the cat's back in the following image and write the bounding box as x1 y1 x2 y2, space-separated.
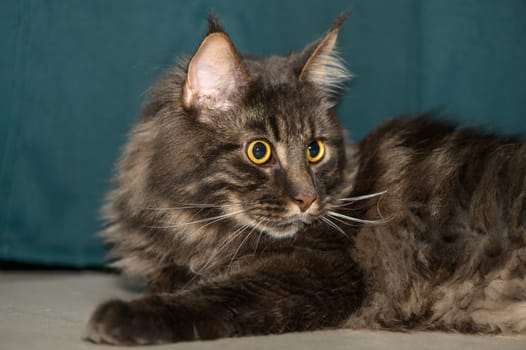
355 115 525 196
347 114 526 332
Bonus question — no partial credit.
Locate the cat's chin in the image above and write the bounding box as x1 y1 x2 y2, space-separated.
249 219 308 239
259 225 300 239
239 211 322 239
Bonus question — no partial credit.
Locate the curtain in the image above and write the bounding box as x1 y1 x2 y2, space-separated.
1 0 525 266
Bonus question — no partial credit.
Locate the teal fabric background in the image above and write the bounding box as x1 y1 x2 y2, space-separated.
1 0 525 267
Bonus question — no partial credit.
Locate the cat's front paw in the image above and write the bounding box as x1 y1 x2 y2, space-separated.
83 298 176 345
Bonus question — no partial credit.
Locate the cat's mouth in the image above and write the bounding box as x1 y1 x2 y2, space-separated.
226 197 326 238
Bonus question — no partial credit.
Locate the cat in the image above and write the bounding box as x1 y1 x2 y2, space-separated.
84 14 526 345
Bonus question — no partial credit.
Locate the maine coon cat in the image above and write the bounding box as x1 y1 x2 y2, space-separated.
84 15 526 345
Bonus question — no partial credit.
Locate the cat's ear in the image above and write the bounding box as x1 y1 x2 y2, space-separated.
299 14 351 97
183 17 247 113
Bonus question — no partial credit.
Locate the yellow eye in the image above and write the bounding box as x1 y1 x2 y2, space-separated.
306 139 325 163
247 139 272 165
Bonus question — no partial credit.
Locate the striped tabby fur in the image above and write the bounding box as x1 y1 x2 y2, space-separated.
84 15 526 345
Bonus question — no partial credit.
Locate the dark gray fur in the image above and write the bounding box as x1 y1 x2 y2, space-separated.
84 16 526 345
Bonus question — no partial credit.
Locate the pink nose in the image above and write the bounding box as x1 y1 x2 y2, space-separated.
291 194 317 212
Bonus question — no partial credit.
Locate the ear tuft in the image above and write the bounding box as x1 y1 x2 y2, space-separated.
207 13 224 34
299 14 352 97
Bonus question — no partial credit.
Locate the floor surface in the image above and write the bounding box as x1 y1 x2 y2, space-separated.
1 271 526 350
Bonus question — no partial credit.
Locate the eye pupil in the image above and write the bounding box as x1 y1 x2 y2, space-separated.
308 142 320 158
252 142 268 159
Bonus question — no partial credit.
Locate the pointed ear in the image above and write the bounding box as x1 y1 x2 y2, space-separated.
183 31 247 113
299 14 351 96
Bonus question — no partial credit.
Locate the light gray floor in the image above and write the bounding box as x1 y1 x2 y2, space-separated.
1 271 526 350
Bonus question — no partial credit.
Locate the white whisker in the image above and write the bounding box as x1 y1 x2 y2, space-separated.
338 190 387 202
144 205 220 210
180 224 250 291
228 221 261 270
146 210 247 229
253 229 264 256
327 210 390 225
143 201 256 211
320 216 351 240
204 225 249 267
330 202 370 209
326 212 360 228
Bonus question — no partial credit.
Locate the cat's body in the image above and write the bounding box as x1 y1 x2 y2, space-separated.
85 16 526 345
348 117 526 332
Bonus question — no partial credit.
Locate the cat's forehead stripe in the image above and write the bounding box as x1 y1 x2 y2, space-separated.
266 113 281 141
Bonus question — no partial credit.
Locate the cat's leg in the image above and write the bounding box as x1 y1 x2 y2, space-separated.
469 249 526 334
84 251 363 345
428 247 526 334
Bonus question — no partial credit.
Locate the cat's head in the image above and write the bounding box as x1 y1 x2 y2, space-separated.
143 15 354 239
